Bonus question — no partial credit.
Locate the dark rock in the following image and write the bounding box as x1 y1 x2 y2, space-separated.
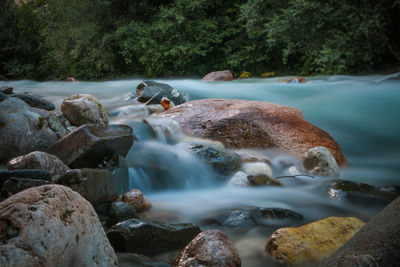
107 219 201 255
327 180 398 208
0 98 69 163
172 230 241 267
136 81 188 106
159 99 347 166
96 201 140 228
202 207 302 227
321 196 400 267
0 185 118 266
1 177 50 198
184 144 241 176
118 253 170 267
0 85 13 94
202 70 234 81
11 92 55 111
7 151 69 182
0 91 9 102
0 170 52 187
47 124 133 169
57 168 119 206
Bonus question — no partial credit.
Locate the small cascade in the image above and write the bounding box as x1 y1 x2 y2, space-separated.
126 141 218 193
143 117 183 144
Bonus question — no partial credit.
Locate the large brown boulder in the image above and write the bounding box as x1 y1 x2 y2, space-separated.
172 230 241 267
159 99 347 166
47 124 133 168
0 184 117 266
202 70 233 81
321 196 400 266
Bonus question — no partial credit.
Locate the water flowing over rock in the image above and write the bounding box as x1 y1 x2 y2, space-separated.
303 146 340 177
47 124 133 169
282 77 307 83
0 91 8 102
202 70 234 81
265 216 365 266
0 97 69 163
61 94 109 126
136 81 188 106
119 189 152 212
184 143 242 176
107 219 201 255
228 171 281 187
159 99 347 166
58 168 119 206
235 150 271 164
7 151 69 181
321 196 400 267
172 230 241 267
0 85 13 94
11 92 55 111
0 185 118 267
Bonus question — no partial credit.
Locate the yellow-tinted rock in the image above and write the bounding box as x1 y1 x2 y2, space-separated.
261 72 276 78
265 216 365 266
239 71 251 79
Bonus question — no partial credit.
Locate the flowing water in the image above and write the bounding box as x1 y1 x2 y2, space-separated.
2 74 400 266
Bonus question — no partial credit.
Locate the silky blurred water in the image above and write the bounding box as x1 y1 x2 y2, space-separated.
2 74 400 266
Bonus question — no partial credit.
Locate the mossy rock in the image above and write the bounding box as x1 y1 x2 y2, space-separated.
239 72 251 79
261 72 276 78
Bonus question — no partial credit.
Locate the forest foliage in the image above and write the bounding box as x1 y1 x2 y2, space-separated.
1 0 399 80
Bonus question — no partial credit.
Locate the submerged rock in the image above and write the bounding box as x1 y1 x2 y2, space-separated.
58 168 119 206
0 85 13 94
202 70 234 81
303 146 340 177
228 171 281 187
61 94 109 126
172 230 241 267
11 92 55 111
107 219 201 255
47 124 133 168
159 99 347 166
184 143 241 176
0 185 118 266
242 162 273 177
7 151 69 181
119 189 152 213
321 196 400 266
136 81 188 106
235 150 271 164
202 207 302 227
0 97 69 163
265 216 365 266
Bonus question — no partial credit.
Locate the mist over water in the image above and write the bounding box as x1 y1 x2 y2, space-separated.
3 75 400 265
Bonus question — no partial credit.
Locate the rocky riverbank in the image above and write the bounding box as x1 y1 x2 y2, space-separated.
0 80 399 266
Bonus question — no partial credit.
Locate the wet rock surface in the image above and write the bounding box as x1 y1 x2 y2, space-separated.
202 207 302 227
0 97 69 163
47 124 133 168
0 184 118 266
96 201 139 228
184 143 242 176
321 196 400 267
172 230 241 267
159 99 347 166
303 146 340 177
11 92 55 111
1 177 50 199
107 219 201 255
61 94 109 126
136 81 188 106
119 189 152 213
58 168 119 206
7 151 69 181
265 216 365 266
0 169 52 185
202 70 234 81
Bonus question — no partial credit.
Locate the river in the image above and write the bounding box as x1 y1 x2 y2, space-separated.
2 74 400 266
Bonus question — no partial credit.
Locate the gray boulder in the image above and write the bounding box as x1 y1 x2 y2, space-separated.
321 196 400 266
61 94 109 126
11 92 55 111
136 81 188 106
0 98 69 163
0 185 118 267
7 151 69 181
303 146 340 177
107 219 201 255
58 168 119 206
47 124 133 169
